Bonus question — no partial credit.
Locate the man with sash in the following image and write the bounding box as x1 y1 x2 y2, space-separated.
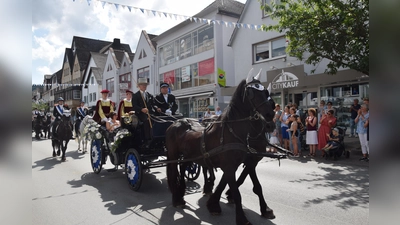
117 90 135 120
93 89 114 125
52 97 74 139
75 100 88 135
154 82 178 116
132 78 156 146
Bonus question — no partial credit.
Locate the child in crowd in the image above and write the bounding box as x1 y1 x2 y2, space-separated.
322 128 340 152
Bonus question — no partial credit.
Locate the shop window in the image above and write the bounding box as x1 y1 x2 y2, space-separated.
73 90 81 99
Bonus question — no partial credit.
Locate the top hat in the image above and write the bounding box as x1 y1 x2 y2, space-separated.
100 89 110 94
126 90 133 94
57 97 64 101
160 82 169 88
137 78 148 85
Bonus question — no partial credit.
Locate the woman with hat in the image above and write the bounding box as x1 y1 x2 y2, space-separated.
93 89 114 124
117 89 135 120
154 82 178 115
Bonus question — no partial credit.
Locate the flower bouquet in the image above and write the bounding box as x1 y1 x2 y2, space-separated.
83 120 102 140
110 129 131 152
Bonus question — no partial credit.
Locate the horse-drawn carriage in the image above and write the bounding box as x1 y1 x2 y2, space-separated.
84 113 201 191
82 69 291 225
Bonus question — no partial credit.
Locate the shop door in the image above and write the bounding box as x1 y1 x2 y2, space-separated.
293 91 318 119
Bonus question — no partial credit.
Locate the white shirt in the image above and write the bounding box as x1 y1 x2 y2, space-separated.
163 94 168 103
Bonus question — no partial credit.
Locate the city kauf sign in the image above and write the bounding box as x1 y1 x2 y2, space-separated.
271 69 299 90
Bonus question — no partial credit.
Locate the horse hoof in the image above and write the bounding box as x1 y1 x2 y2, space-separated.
227 197 234 204
57 151 61 156
61 157 66 162
52 153 56 157
261 208 276 219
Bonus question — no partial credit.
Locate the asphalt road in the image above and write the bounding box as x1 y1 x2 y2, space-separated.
32 137 369 225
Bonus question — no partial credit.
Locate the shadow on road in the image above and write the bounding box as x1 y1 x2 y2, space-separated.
290 164 369 210
66 169 277 225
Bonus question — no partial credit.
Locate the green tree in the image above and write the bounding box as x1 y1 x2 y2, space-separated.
32 101 49 111
261 0 369 75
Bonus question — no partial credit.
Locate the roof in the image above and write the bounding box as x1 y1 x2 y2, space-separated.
144 30 158 54
72 36 112 52
98 38 132 54
228 0 250 46
153 0 244 41
81 52 107 84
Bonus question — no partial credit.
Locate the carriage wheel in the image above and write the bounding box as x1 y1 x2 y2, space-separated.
183 162 201 181
125 148 142 191
90 139 103 174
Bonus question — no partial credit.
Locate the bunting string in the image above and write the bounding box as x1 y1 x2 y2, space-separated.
72 0 264 30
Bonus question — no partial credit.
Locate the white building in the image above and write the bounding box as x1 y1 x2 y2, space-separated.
81 52 107 108
226 0 369 131
153 0 244 117
131 30 158 95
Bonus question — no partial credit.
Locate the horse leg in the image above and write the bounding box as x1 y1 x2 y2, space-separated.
77 135 81 151
247 164 275 219
52 140 57 157
167 162 186 207
61 140 68 161
226 165 250 204
225 172 250 225
207 174 227 215
203 166 215 196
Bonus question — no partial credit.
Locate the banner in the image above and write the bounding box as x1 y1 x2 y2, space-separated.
73 0 265 31
217 68 226 87
181 66 191 82
163 70 175 85
198 58 214 76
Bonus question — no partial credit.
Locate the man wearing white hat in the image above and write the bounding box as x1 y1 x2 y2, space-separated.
132 78 156 145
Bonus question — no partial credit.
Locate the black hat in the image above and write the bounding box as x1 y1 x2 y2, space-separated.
80 100 85 103
160 82 169 88
57 97 64 101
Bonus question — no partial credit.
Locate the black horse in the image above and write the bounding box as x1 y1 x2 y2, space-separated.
165 72 276 225
42 113 52 139
51 110 72 161
33 113 45 140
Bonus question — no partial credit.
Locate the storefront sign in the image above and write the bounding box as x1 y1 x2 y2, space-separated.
181 66 191 82
267 65 304 90
199 58 214 76
164 70 175 85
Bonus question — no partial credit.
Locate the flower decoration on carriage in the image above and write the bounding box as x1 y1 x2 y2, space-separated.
110 129 131 152
83 120 102 140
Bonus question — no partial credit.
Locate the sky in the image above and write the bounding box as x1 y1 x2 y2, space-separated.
32 0 247 85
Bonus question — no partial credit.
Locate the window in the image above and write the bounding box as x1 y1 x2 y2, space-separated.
84 96 87 103
254 37 286 63
106 78 114 95
262 0 281 17
93 93 96 101
159 24 214 67
90 76 94 84
89 93 92 102
137 67 150 82
73 90 81 99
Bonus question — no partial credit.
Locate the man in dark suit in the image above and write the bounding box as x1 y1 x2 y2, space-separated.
132 78 156 145
154 82 178 115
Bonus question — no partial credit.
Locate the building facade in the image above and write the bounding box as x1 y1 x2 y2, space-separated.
154 0 244 117
225 0 369 133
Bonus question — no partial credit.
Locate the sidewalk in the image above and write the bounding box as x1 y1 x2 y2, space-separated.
343 136 363 156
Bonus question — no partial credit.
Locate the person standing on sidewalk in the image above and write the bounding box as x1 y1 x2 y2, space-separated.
355 104 369 162
349 98 361 137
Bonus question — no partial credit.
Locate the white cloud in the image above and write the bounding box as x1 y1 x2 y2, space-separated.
37 66 52 75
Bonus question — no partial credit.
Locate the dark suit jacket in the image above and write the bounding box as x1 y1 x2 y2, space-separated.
132 91 156 122
154 93 178 115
